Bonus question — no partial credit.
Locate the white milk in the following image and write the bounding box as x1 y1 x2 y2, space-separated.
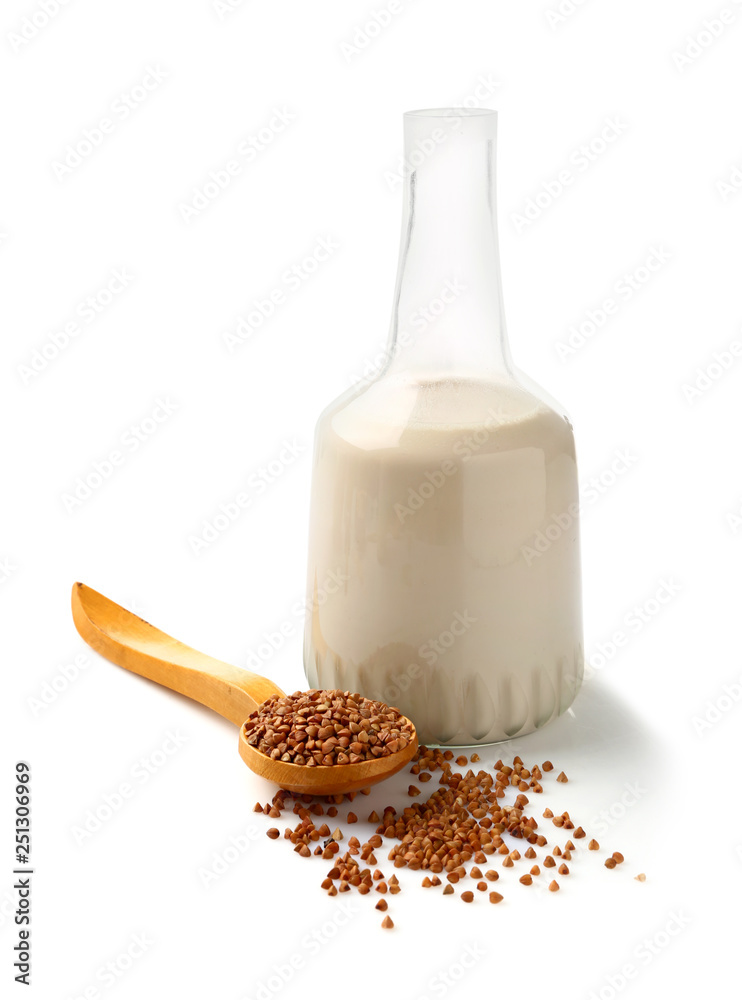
304 374 583 745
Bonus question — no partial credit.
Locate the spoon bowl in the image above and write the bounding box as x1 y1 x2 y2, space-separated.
238 729 417 795
71 583 418 795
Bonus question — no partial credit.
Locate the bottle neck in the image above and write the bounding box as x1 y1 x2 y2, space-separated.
385 109 512 380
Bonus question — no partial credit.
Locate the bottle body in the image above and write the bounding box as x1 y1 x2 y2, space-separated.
304 373 582 745
303 110 583 745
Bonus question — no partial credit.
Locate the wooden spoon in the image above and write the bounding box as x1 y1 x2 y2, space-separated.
71 582 418 794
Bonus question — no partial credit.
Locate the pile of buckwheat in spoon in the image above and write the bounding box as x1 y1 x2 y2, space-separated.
251 692 642 929
243 689 414 765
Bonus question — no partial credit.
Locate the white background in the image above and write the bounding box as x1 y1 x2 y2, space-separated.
3 0 741 997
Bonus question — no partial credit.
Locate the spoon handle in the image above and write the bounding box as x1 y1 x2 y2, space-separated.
71 583 285 726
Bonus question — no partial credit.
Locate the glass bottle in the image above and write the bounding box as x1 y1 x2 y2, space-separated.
303 108 583 746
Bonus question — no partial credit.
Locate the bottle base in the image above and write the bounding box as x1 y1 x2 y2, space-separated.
304 642 584 749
